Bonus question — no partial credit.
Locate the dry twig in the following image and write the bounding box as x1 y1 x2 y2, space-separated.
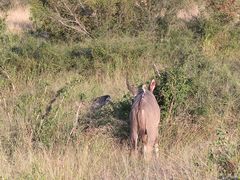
50 0 91 37
166 97 175 123
0 66 16 93
66 102 82 145
153 63 161 78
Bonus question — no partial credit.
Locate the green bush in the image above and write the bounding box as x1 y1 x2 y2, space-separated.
154 65 196 120
208 128 239 177
0 18 6 33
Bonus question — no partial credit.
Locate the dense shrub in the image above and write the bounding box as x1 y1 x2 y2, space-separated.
208 128 239 177
29 0 188 41
0 18 6 33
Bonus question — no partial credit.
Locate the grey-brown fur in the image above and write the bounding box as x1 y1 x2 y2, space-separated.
128 79 160 159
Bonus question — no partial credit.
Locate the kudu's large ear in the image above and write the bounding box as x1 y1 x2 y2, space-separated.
126 74 138 96
149 79 156 93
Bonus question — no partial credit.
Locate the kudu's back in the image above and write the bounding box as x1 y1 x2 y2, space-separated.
129 80 160 158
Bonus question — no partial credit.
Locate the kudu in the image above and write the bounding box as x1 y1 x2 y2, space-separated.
127 78 160 159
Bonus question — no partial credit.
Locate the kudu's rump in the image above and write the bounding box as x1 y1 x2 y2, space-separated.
128 79 160 159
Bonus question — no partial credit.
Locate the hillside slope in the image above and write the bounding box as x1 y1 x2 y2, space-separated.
0 0 239 179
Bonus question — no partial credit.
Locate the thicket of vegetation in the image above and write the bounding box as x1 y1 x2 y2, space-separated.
0 0 240 179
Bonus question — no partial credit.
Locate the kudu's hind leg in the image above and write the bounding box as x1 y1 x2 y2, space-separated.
154 143 159 158
143 144 154 161
130 133 138 157
142 134 154 160
153 134 159 158
143 134 158 160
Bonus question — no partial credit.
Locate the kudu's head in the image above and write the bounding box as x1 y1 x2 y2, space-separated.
126 77 157 98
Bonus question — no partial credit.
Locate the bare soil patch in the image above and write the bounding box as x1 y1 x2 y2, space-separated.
4 5 32 33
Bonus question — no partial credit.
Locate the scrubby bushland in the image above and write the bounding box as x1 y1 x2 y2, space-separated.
29 0 186 40
29 0 240 41
0 0 240 179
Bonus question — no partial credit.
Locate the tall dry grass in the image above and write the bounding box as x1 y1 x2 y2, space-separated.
0 69 239 179
0 135 218 179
